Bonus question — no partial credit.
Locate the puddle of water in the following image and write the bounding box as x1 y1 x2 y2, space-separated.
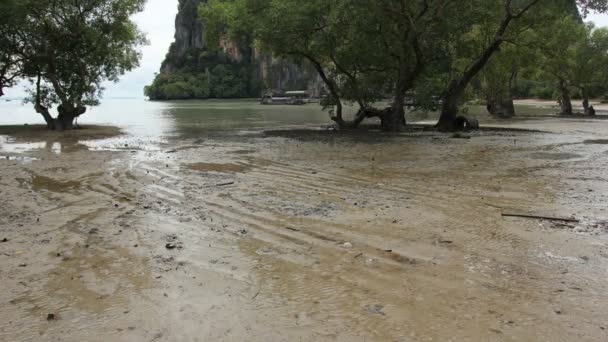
530 152 584 160
1 141 92 154
231 149 256 155
0 155 39 162
32 175 81 193
81 136 165 152
186 162 251 173
0 125 126 154
1 141 47 153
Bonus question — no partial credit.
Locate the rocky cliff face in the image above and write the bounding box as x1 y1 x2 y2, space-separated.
255 52 321 95
152 0 321 99
161 0 206 73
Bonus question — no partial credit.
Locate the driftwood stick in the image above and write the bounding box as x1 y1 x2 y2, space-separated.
501 212 579 223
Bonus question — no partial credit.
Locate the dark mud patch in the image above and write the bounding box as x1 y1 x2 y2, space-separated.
530 152 584 161
264 125 542 143
264 128 402 144
583 139 608 145
32 175 81 193
559 114 608 120
476 126 546 134
186 162 251 173
230 149 256 155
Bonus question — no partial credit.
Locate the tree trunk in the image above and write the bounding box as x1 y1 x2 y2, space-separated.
35 104 56 130
487 97 515 118
437 37 504 129
56 112 76 130
34 73 57 130
303 54 347 128
581 88 592 116
56 104 86 131
349 107 392 130
437 86 462 131
381 106 406 132
558 81 573 116
335 101 344 126
499 71 516 118
437 37 504 130
382 91 406 131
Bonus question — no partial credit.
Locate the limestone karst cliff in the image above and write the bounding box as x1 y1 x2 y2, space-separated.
145 0 320 100
160 0 205 74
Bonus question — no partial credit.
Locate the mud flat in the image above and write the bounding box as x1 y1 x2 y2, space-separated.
1 117 607 341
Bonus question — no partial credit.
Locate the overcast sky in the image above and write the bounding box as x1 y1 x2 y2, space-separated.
103 0 179 98
4 1 608 99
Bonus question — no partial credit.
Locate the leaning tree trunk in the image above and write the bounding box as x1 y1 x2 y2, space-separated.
558 81 573 116
34 74 57 130
35 103 56 130
437 35 505 129
437 36 502 130
303 54 348 128
436 0 542 130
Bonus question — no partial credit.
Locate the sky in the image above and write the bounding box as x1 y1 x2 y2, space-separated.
103 0 178 98
3 1 608 99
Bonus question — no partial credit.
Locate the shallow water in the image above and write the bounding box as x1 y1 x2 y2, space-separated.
0 98 575 141
0 99 333 138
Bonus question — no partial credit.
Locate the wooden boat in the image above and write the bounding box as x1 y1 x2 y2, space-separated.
261 91 310 105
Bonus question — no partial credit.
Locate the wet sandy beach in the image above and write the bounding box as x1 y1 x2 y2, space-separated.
1 112 607 341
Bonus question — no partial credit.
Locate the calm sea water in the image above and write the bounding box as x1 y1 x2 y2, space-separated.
0 98 337 139
0 97 561 142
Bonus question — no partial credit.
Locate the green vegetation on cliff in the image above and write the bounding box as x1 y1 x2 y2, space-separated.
144 0 261 100
145 0 321 101
145 51 262 100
